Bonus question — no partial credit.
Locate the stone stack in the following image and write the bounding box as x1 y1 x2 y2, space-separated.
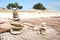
13 10 20 21
10 10 23 35
38 22 47 35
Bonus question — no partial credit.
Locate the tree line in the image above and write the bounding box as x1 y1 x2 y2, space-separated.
6 3 46 10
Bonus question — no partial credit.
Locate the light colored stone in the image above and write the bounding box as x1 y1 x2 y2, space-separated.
32 25 40 31
41 22 47 27
10 21 24 27
10 28 22 35
13 18 20 21
23 22 35 28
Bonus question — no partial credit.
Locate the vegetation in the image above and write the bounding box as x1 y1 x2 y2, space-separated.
33 3 46 10
6 3 23 10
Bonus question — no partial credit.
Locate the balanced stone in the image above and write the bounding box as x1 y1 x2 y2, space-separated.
13 9 20 21
10 21 24 27
13 18 20 21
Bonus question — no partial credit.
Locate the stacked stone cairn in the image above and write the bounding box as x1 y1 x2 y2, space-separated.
10 10 24 35
37 22 47 35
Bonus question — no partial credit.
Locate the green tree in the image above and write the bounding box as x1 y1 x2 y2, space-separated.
6 6 10 9
33 3 46 10
17 6 23 9
6 3 23 9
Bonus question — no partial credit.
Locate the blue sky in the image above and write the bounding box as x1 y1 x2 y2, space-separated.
0 0 60 11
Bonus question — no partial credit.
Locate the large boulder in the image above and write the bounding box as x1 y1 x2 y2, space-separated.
0 18 5 24
0 23 13 33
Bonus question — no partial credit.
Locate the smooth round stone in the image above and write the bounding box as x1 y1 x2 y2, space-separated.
13 18 20 21
32 25 40 31
10 21 24 27
10 28 22 35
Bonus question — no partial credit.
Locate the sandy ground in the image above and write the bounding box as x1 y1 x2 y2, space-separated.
0 17 60 40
